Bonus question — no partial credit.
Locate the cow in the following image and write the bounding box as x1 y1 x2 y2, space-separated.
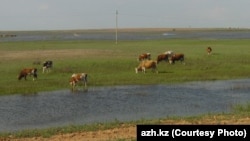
138 53 151 61
169 53 185 64
207 47 212 55
42 61 53 73
69 73 88 91
18 68 38 81
135 60 158 74
156 53 170 64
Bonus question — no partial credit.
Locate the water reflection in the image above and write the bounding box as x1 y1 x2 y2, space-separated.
0 79 250 132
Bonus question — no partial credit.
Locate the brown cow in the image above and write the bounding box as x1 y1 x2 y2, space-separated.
138 53 151 61
18 68 38 81
169 53 185 64
156 53 170 64
69 73 88 91
207 47 212 55
135 60 158 74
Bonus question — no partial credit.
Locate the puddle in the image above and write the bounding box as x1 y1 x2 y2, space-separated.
0 79 250 132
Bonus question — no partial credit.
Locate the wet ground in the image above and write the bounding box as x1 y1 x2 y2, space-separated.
0 79 250 133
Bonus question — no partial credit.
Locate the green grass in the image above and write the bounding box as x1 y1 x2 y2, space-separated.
1 39 250 95
1 36 250 139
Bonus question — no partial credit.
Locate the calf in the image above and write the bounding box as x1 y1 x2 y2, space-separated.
207 47 212 55
69 73 88 91
135 60 158 74
18 68 38 81
42 61 53 73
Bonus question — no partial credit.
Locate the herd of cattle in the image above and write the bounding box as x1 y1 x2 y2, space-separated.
135 50 185 74
18 60 87 91
135 46 212 74
17 47 212 91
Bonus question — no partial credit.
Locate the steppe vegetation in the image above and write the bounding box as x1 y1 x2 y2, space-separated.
0 29 250 140
1 38 250 95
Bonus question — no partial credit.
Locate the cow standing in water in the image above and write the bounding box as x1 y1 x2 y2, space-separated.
42 61 53 73
69 73 88 92
18 68 38 81
207 47 212 55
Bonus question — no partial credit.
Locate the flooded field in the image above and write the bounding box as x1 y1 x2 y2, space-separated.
1 29 250 42
0 79 250 132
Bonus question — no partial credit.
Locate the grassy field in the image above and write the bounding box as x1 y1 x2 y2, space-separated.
1 32 250 140
1 38 250 95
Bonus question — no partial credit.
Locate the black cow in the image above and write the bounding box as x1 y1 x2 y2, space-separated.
42 61 53 73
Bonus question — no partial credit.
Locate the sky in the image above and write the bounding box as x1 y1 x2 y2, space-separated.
1 0 250 31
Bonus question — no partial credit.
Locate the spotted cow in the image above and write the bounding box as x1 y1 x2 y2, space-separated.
42 61 53 73
69 73 88 91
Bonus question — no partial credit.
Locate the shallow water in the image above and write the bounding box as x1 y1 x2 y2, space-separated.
1 30 250 42
0 79 250 132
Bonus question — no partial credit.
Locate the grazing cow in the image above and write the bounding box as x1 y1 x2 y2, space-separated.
69 73 88 91
207 47 212 55
138 53 151 61
42 61 53 73
135 60 158 74
169 53 185 64
18 68 38 81
156 53 170 64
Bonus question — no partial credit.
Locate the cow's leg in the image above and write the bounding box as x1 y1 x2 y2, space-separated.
82 81 87 91
169 60 173 64
151 65 158 73
71 82 76 91
142 67 146 74
32 74 36 81
135 68 138 73
42 67 46 73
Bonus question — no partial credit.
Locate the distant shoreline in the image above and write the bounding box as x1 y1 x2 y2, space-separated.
1 27 250 33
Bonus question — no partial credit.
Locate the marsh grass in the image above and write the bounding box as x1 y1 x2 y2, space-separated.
1 39 250 95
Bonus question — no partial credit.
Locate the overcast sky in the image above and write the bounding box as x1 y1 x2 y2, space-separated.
0 0 249 31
